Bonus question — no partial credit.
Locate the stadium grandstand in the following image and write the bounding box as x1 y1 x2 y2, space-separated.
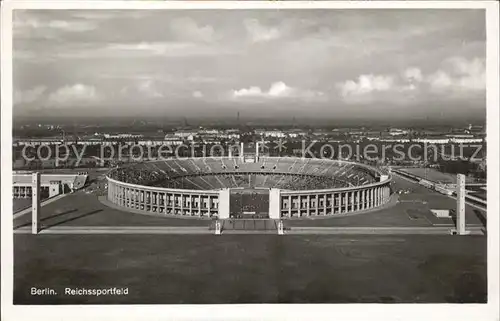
110 157 379 191
106 154 392 220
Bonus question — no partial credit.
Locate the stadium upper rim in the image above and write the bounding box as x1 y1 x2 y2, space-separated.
106 156 391 194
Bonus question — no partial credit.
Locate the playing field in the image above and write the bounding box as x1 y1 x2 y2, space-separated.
14 234 486 304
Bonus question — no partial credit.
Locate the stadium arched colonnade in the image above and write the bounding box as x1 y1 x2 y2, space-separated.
105 157 392 219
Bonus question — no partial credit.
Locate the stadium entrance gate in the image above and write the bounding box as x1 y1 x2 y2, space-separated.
229 188 270 219
219 188 278 232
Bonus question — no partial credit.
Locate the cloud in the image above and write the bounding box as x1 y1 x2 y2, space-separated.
268 82 293 97
337 57 485 103
13 12 99 45
69 12 119 20
338 75 395 98
14 86 47 105
107 42 194 55
243 19 281 43
427 57 485 92
13 10 485 115
48 84 100 104
97 73 225 86
233 82 289 98
138 80 163 98
232 81 324 100
170 17 215 43
121 79 163 98
427 70 453 90
70 11 148 21
47 42 241 60
448 56 484 76
233 86 263 97
47 20 98 32
192 91 204 98
14 15 98 35
186 76 219 83
404 67 424 83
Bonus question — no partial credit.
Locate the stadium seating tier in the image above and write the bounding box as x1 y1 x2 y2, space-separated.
109 157 378 191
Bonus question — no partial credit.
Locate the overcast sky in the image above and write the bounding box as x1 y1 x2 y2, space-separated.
13 9 486 120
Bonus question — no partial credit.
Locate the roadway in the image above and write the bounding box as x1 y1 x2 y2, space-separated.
391 171 486 212
12 194 68 220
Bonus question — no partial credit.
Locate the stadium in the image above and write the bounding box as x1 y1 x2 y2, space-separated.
105 150 393 220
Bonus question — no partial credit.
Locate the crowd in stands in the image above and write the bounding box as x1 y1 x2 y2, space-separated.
109 157 380 190
111 167 165 186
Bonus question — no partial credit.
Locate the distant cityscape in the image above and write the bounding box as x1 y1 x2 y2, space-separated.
12 119 487 182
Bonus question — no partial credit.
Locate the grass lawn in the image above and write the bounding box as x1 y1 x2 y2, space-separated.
14 234 486 304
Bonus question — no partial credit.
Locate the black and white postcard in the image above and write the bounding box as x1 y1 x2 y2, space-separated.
1 1 499 321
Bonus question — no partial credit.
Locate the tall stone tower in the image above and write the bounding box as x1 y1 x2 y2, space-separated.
32 172 41 234
456 174 467 235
